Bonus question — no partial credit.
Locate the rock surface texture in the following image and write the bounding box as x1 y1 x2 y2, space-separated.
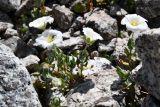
136 0 160 28
0 43 41 107
65 57 122 107
84 8 118 40
99 38 129 60
141 95 160 107
0 0 21 12
136 0 160 19
135 28 160 101
57 37 85 49
0 11 13 32
52 4 75 30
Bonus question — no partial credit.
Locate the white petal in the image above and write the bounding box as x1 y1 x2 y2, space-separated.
34 29 63 49
121 14 149 32
127 14 138 18
29 16 54 29
137 15 147 22
121 17 129 25
83 27 94 38
83 27 103 41
137 22 149 31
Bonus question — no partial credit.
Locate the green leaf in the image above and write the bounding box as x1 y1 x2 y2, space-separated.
124 48 131 57
116 66 129 81
127 38 135 51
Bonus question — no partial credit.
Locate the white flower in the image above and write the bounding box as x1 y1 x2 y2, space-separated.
29 16 54 30
34 29 63 49
121 14 149 32
83 27 103 45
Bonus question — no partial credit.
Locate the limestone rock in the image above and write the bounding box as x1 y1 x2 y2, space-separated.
84 8 118 41
1 36 37 58
65 57 122 107
0 43 41 107
52 4 75 30
4 28 18 38
136 0 160 19
99 38 129 60
0 0 21 12
15 0 35 16
0 11 13 32
136 0 160 28
56 37 85 49
0 36 20 52
135 28 160 101
71 16 85 31
20 55 40 67
110 5 127 17
141 95 160 107
82 57 113 76
112 38 129 60
62 32 71 39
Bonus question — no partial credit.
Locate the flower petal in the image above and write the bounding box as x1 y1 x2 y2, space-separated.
83 27 103 42
29 16 54 29
34 29 63 49
121 14 149 32
137 22 149 31
121 17 129 25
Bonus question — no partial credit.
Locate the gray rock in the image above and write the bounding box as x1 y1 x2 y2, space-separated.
131 62 142 82
20 55 40 67
52 4 75 30
73 30 81 37
136 0 160 19
112 38 129 60
4 28 18 38
71 16 85 31
99 38 129 60
135 28 160 101
0 0 21 12
141 95 160 107
110 5 127 17
0 11 12 22
0 36 20 52
84 8 118 41
57 37 85 49
62 32 71 39
0 11 13 32
1 36 37 58
135 0 160 28
0 23 14 33
65 57 122 107
82 57 113 76
15 0 35 16
0 43 41 107
99 39 117 52
90 51 99 59
116 8 127 17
